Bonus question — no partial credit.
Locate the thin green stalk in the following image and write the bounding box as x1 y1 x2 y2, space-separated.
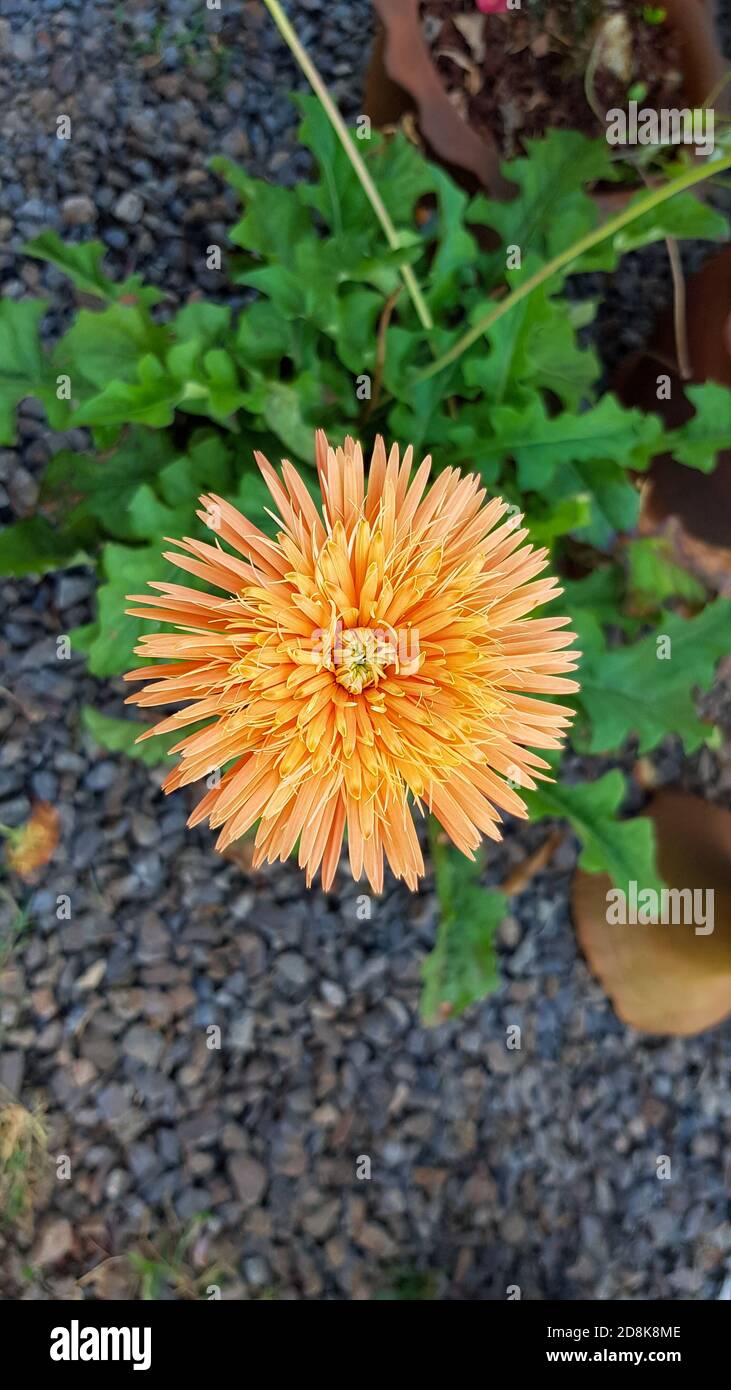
261 0 433 333
415 152 731 383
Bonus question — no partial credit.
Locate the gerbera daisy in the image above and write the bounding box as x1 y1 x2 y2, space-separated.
125 434 579 892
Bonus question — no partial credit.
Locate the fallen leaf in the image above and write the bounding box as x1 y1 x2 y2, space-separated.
596 13 633 82
77 1255 140 1301
453 13 487 63
31 1216 74 1269
499 830 564 895
435 46 482 96
572 791 731 1035
530 33 551 59
5 802 60 881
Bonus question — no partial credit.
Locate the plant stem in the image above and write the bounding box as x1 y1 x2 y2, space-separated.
415 153 731 383
261 0 434 333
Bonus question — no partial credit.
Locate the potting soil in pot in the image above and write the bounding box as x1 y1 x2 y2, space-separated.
420 0 685 157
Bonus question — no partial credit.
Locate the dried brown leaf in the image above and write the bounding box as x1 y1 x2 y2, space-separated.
5 802 60 881
453 13 487 64
572 792 731 1036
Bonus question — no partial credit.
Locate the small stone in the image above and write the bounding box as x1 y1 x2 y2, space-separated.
0 1050 24 1097
485 1040 514 1075
229 1012 254 1052
220 129 251 159
11 31 34 63
499 915 522 948
128 1142 157 1180
32 1217 73 1268
74 959 107 992
320 980 346 1008
62 195 97 226
122 1023 164 1068
113 191 144 224
30 987 57 1021
51 54 76 95
227 1154 267 1208
56 574 91 609
303 1199 340 1240
275 951 312 995
357 1223 396 1258
131 812 158 847
243 1255 270 1287
500 1211 527 1244
85 761 117 792
136 915 170 964
97 1083 131 1122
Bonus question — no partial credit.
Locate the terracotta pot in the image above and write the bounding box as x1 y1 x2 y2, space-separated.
368 0 729 196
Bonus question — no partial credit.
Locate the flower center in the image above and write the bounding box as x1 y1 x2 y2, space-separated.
334 627 394 695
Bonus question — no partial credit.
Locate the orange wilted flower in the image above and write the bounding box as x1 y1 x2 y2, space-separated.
125 434 579 892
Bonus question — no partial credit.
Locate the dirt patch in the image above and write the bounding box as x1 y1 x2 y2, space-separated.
420 1 684 157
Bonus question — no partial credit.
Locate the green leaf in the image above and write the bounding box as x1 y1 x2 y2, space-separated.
235 299 303 368
58 303 168 390
423 165 479 312
462 265 599 410
470 130 617 269
525 770 662 896
612 191 728 254
169 302 232 346
24 232 163 306
81 707 179 768
625 536 706 614
333 286 383 375
212 157 312 263
295 93 433 239
576 599 731 754
484 394 663 490
0 299 70 443
560 566 638 634
73 354 182 428
69 621 98 655
525 493 592 547
421 827 505 1025
552 457 641 548
126 484 194 541
664 382 731 472
157 431 234 504
0 516 89 577
243 370 355 462
87 542 174 676
41 432 176 541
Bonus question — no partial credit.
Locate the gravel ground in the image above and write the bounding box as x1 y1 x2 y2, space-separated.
1 0 731 1301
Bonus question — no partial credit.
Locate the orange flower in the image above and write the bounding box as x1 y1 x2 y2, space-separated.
125 434 579 892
